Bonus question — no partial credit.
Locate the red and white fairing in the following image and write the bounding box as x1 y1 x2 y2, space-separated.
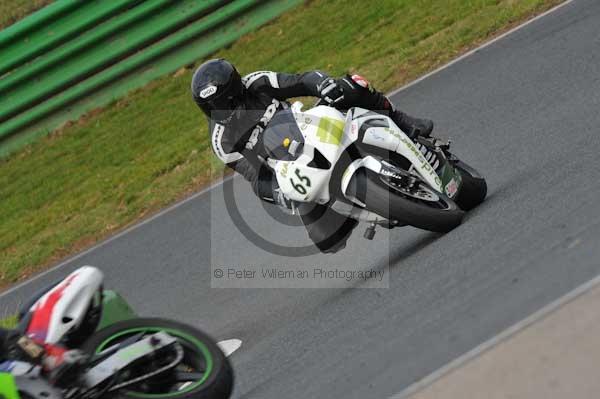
26 266 104 344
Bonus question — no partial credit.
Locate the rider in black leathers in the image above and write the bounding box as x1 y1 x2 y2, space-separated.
191 59 434 253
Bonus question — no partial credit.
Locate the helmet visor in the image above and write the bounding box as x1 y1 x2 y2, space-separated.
198 93 241 121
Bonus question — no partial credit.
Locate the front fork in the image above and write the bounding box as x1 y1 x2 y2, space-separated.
336 157 408 240
340 125 461 207
337 123 460 239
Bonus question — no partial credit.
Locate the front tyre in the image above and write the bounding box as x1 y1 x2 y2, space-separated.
349 169 464 233
82 318 233 399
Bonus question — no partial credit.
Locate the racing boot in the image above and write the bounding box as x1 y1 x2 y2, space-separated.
380 96 434 139
391 110 434 139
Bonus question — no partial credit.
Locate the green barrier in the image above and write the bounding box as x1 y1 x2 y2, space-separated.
0 0 139 76
0 0 176 95
0 0 303 156
0 0 227 122
0 0 80 49
0 0 259 138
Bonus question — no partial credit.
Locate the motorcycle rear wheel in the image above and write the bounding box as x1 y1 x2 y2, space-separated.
82 318 233 399
453 160 487 211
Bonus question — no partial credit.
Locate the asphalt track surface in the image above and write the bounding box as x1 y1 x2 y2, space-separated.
2 1 600 397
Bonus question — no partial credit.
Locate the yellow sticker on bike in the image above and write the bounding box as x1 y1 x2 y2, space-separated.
315 117 344 145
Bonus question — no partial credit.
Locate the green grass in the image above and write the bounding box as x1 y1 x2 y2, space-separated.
0 314 17 329
0 0 563 287
0 0 52 30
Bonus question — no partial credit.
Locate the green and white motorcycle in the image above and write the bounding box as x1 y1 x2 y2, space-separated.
264 102 487 238
0 266 235 399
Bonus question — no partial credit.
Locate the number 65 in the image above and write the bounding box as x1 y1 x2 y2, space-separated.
290 168 311 195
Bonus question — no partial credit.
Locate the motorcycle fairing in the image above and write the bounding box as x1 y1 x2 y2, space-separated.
270 104 450 207
270 105 357 204
26 266 103 344
357 113 443 191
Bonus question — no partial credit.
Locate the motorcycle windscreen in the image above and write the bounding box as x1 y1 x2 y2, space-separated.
263 109 304 161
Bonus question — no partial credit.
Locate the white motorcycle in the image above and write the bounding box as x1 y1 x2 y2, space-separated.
264 102 487 238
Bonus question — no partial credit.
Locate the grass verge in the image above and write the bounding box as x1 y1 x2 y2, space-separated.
0 0 563 288
0 0 52 30
0 314 17 329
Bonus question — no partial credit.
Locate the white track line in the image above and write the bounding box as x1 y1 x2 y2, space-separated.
0 0 573 300
217 338 243 357
387 0 574 98
390 268 600 399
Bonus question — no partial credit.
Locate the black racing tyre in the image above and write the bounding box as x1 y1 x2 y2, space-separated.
82 318 233 399
453 161 487 211
350 169 464 233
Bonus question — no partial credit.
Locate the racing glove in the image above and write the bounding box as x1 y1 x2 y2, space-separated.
317 78 345 105
317 74 378 108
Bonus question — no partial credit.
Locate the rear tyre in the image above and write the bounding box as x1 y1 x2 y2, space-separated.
82 318 233 399
350 169 464 233
454 161 487 211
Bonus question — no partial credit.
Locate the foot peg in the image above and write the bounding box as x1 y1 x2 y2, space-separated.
364 223 376 240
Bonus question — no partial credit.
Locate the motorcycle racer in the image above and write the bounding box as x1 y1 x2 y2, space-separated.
191 59 434 253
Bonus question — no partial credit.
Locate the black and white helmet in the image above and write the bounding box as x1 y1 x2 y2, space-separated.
191 59 245 122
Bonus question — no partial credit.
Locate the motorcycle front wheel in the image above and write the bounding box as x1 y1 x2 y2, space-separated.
348 168 464 233
82 318 233 399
